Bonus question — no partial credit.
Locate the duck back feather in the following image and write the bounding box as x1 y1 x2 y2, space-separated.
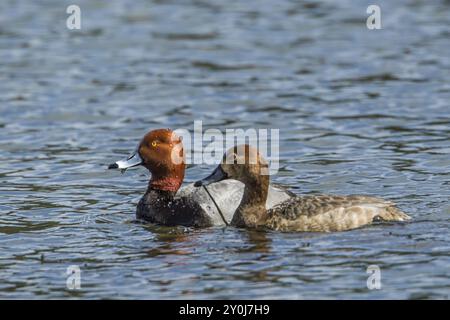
177 180 293 226
137 180 293 227
266 195 410 232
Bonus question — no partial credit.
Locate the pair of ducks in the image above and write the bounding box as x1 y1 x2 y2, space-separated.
109 129 410 232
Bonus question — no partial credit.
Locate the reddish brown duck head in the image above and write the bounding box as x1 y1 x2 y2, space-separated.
108 129 185 192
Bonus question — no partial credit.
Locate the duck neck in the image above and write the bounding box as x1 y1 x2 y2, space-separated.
146 185 177 199
149 176 182 194
231 175 270 228
145 168 184 198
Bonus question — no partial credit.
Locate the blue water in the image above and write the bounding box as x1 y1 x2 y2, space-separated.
0 0 449 299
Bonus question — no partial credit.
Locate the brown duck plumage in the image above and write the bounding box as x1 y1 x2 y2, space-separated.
196 145 411 232
108 130 293 227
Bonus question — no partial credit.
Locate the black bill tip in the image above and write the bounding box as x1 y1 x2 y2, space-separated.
194 180 203 187
108 163 119 169
194 165 228 188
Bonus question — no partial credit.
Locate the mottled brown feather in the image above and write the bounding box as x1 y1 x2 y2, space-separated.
219 145 411 232
265 194 410 232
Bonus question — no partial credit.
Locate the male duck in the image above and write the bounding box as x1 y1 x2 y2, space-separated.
108 129 293 227
195 145 411 232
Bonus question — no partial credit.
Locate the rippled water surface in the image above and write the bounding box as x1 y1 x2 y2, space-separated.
1 0 449 299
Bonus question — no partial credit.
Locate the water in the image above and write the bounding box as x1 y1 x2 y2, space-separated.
0 0 449 299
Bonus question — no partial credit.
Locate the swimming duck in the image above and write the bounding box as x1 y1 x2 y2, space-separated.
108 129 293 227
195 145 411 232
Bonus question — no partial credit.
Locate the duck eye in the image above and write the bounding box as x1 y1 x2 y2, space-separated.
151 141 157 147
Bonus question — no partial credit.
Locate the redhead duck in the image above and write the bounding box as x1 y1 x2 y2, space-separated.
108 129 293 227
195 145 411 232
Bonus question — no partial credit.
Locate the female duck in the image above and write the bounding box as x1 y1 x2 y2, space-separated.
108 129 292 227
195 145 411 232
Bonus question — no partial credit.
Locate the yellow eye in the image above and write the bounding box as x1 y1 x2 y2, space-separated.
151 141 157 147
